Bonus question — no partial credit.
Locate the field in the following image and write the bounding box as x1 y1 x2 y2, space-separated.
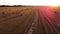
0 6 60 34
0 6 36 34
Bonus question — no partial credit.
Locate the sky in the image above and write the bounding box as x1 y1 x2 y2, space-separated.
0 0 60 6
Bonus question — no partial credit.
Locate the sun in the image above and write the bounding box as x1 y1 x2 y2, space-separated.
44 0 60 6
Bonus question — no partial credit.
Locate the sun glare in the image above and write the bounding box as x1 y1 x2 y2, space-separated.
0 0 60 6
40 0 60 6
